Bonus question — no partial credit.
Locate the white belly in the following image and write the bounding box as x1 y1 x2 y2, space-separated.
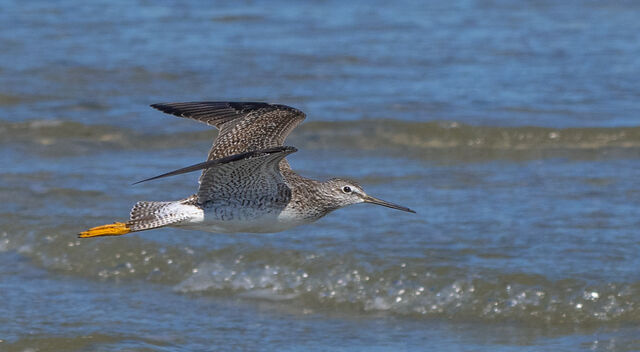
171 204 311 234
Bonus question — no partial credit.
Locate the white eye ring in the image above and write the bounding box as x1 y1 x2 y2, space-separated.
342 186 352 193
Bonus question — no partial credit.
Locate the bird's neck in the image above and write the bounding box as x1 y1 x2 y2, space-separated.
283 171 341 220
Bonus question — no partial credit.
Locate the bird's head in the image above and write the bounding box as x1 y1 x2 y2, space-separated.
324 178 416 213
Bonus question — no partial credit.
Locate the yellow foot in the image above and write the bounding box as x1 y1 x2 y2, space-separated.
79 222 131 238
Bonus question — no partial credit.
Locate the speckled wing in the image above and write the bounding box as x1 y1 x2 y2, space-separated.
150 102 306 160
196 146 297 205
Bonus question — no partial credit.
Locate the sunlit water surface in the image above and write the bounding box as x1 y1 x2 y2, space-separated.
2 0 640 351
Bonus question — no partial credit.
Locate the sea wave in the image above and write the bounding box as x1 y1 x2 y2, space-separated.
173 251 640 325
1 119 639 159
6 229 639 326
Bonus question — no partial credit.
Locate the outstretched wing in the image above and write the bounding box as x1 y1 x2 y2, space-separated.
132 146 294 185
150 102 305 160
197 146 297 206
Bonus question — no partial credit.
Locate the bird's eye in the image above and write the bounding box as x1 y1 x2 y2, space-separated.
342 186 352 193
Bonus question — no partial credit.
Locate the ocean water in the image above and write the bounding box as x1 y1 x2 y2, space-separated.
2 0 640 351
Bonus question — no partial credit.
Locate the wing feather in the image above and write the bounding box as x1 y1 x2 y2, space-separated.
133 146 296 185
196 147 297 205
150 102 305 160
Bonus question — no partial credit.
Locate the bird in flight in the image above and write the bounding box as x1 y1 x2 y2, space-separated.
79 102 415 238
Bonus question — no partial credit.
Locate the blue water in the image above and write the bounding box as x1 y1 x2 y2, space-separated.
2 0 640 351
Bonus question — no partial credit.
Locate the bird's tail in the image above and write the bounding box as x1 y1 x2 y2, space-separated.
79 198 197 238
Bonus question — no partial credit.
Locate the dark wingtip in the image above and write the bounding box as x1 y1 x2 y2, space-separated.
150 103 175 115
282 146 298 154
132 146 297 185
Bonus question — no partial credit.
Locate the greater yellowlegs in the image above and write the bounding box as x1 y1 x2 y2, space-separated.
79 102 415 238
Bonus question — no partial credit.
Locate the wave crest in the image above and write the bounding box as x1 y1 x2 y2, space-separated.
2 119 640 158
174 249 640 325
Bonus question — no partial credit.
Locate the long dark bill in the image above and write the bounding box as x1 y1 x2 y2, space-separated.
363 195 416 213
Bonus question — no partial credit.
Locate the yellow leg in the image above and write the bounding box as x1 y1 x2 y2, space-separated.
78 222 131 238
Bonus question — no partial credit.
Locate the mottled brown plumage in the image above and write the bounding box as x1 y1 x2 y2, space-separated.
79 102 414 238
150 102 304 169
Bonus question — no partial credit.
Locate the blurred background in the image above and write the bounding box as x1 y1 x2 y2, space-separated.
1 0 640 351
